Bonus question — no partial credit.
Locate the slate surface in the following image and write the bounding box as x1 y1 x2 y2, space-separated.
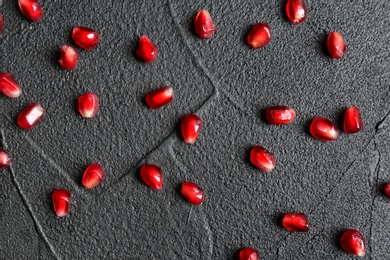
1 0 390 259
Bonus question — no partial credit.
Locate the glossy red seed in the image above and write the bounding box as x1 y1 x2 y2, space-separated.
0 72 22 98
181 182 204 205
72 26 100 50
340 229 366 257
0 149 11 168
0 14 4 33
136 36 158 63
239 247 260 260
250 146 275 173
18 0 43 22
140 164 163 190
343 106 363 134
286 0 307 24
78 92 99 118
82 163 105 189
310 117 339 142
282 213 310 232
181 114 202 144
266 106 296 125
58 45 79 70
145 86 174 110
194 10 216 39
327 32 346 59
17 103 45 130
385 183 390 198
247 23 272 49
52 189 71 217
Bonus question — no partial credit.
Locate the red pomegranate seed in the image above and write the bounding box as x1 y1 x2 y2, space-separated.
282 213 310 232
82 163 105 189
136 35 158 63
266 106 296 125
181 114 202 144
181 182 204 205
145 86 174 110
247 23 272 49
0 14 4 33
78 92 99 118
239 247 260 260
140 164 163 190
0 149 11 168
327 32 346 59
343 106 363 134
310 117 339 142
0 72 22 98
17 103 45 130
58 45 79 70
18 0 43 22
194 10 216 39
52 189 71 217
340 229 366 257
286 0 307 24
72 26 100 50
250 146 275 173
385 183 390 198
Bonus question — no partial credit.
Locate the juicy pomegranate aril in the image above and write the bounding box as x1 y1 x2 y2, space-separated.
310 117 339 142
52 189 71 217
194 10 216 39
136 36 158 63
266 106 296 125
58 45 79 70
0 149 11 168
0 72 22 98
340 229 366 257
282 213 309 232
239 247 260 260
327 32 346 59
344 106 363 134
145 86 174 110
181 182 204 205
385 183 390 198
140 164 163 190
72 26 100 50
250 146 275 173
82 163 105 189
247 23 272 49
78 92 99 118
17 103 45 130
181 114 202 144
18 0 43 22
286 0 307 24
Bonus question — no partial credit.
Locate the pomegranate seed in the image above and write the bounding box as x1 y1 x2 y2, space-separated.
310 117 339 142
136 35 158 63
247 23 272 49
286 0 307 24
52 189 71 217
327 32 346 59
384 183 390 198
266 106 296 125
18 0 43 22
0 149 11 168
78 92 99 118
0 14 4 33
58 45 79 70
145 86 174 110
140 164 163 190
17 103 45 130
239 248 260 260
194 10 216 39
250 146 275 173
0 72 22 98
82 163 105 189
282 213 310 232
181 114 202 144
340 229 366 257
181 182 204 205
72 26 100 50
343 106 363 134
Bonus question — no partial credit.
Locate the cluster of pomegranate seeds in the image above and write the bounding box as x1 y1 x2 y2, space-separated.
282 213 310 232
78 92 99 118
343 106 363 134
310 117 339 142
327 32 346 59
385 183 390 198
140 164 163 190
266 106 296 125
0 72 22 98
250 146 275 173
0 149 11 168
145 86 174 110
247 23 272 49
286 0 307 24
52 189 71 217
17 103 46 130
194 10 216 39
82 163 106 189
72 26 100 50
0 14 4 33
58 45 79 70
181 182 204 205
136 36 158 63
181 114 203 144
340 229 366 257
239 247 260 260
18 0 43 22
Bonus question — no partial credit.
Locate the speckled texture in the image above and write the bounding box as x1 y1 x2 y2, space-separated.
1 0 389 259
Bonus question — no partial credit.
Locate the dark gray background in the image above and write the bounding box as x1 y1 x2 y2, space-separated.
1 0 389 259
